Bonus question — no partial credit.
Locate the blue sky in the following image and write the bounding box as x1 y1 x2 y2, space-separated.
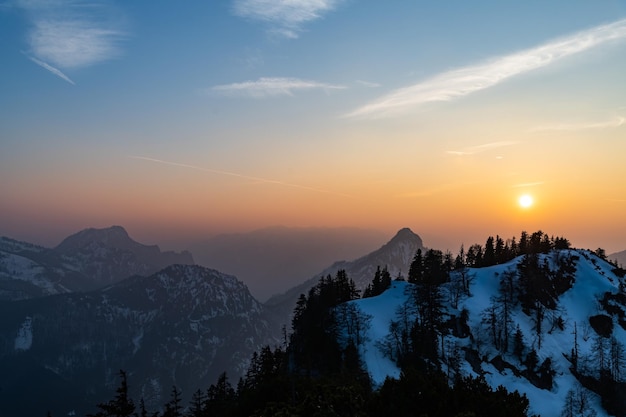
1 0 626 252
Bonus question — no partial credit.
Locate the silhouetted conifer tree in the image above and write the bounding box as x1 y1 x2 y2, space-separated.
88 370 135 417
408 249 423 284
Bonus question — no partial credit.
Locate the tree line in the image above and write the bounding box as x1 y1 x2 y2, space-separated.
81 266 532 417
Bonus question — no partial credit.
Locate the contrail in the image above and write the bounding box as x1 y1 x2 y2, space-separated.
27 55 75 85
127 155 356 198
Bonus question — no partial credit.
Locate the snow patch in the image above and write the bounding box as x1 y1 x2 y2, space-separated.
14 316 33 351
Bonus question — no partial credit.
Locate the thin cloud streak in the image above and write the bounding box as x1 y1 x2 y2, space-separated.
233 0 342 39
346 18 626 119
210 77 346 98
529 116 625 132
27 55 75 84
447 141 519 156
127 156 356 198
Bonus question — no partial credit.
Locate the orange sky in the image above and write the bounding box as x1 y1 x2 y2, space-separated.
1 2 625 254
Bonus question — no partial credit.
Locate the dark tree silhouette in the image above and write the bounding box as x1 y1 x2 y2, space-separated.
88 370 135 417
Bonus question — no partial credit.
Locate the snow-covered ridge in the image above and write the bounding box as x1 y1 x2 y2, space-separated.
345 249 626 417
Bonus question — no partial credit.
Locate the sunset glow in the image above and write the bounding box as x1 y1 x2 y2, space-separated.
1 2 625 253
519 195 534 209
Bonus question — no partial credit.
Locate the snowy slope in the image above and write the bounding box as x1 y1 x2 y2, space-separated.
346 249 626 417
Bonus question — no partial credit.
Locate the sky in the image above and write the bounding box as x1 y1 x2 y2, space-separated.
1 0 626 254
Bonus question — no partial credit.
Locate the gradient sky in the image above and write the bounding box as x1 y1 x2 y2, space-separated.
1 0 626 253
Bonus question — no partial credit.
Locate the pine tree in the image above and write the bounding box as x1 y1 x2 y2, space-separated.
483 236 495 266
513 325 525 363
466 244 483 267
380 266 392 291
519 231 528 255
205 372 236 416
162 386 183 417
571 322 579 372
610 336 625 382
408 249 423 284
495 235 505 264
136 398 149 417
187 390 206 417
88 370 135 417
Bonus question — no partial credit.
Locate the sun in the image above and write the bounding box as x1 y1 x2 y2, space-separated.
518 194 533 208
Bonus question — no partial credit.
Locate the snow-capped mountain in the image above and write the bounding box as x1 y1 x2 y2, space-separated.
344 249 626 417
0 226 194 300
0 264 278 417
265 227 424 322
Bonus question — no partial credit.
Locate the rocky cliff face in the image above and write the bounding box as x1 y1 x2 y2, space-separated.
0 264 278 416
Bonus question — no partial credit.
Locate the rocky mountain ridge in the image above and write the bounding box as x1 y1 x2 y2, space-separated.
0 226 194 301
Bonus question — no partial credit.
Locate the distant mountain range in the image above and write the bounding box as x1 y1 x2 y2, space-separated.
189 226 387 301
0 225 424 416
5 225 621 415
0 226 193 301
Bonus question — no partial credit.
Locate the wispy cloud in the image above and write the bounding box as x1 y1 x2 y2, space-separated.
529 116 625 132
346 18 626 119
128 156 356 198
15 0 126 82
232 0 343 39
210 77 346 98
446 141 519 156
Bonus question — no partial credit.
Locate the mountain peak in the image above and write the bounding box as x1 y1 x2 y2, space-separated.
50 226 194 287
388 227 422 245
55 225 134 252
266 228 425 309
